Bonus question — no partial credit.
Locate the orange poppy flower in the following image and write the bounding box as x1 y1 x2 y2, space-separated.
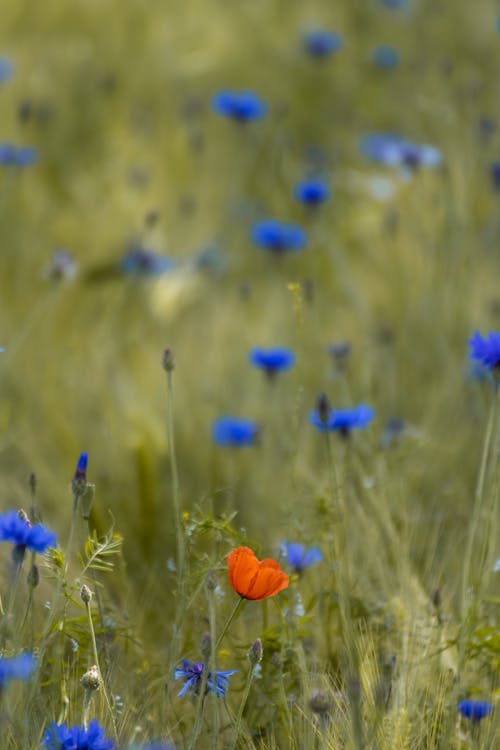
227 546 289 601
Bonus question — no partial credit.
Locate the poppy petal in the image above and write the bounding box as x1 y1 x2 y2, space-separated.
227 546 289 600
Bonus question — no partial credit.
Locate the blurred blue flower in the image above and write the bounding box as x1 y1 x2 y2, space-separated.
457 699 493 723
42 718 114 749
372 45 399 69
310 404 374 434
174 660 237 698
378 0 410 10
469 331 500 370
251 220 307 253
380 417 405 448
359 133 442 169
0 653 36 687
282 542 322 574
303 30 343 58
294 179 330 206
0 144 38 167
212 90 267 122
120 246 176 276
249 347 295 377
0 57 14 83
0 510 57 553
489 162 500 190
212 417 260 447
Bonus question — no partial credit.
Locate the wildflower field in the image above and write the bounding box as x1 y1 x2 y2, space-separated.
1 0 500 747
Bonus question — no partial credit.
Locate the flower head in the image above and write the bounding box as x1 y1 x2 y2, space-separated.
42 718 114 749
303 29 343 59
0 510 57 553
359 133 442 169
120 246 176 276
249 347 295 378
457 699 493 723
468 331 500 371
174 660 237 698
294 179 331 206
227 546 289 600
281 542 322 574
0 652 36 687
212 90 267 122
372 45 400 69
251 220 307 254
310 404 374 435
0 144 38 167
212 417 260 447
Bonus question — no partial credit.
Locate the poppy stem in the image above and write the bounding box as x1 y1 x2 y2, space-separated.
216 598 244 651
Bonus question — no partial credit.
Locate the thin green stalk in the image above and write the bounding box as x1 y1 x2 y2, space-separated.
231 665 255 750
208 582 219 750
84 598 119 743
187 673 209 750
215 598 244 651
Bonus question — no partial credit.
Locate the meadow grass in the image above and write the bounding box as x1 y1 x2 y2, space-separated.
0 0 499 747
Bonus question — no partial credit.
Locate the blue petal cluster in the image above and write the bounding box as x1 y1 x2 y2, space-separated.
359 133 442 169
372 45 400 69
251 220 307 253
294 179 330 206
120 247 176 276
310 404 375 433
249 347 295 375
174 660 237 698
282 542 322 574
303 30 343 58
457 699 493 722
212 417 259 447
212 90 267 122
42 719 114 749
0 144 38 167
0 510 57 552
0 57 14 83
0 652 36 687
469 331 500 370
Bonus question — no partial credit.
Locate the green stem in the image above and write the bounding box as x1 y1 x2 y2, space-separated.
208 585 219 750
85 599 119 743
215 598 244 651
231 665 255 750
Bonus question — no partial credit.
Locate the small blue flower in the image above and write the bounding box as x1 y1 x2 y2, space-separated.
0 653 36 687
0 144 38 167
303 30 343 59
294 179 331 206
457 699 493 723
282 542 322 574
359 133 442 169
0 57 14 83
469 331 500 370
174 660 237 698
251 220 307 254
76 452 88 473
490 162 500 191
372 45 400 69
120 246 176 276
42 718 115 749
249 347 295 377
310 404 375 434
212 90 267 122
0 510 57 553
212 417 260 447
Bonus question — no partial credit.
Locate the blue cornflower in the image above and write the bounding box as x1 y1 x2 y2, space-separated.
249 347 295 377
281 542 322 574
42 718 114 749
359 133 442 169
0 510 57 553
0 652 36 687
120 246 176 276
303 29 343 59
212 90 267 122
212 417 260 447
174 660 237 698
294 179 330 206
310 404 375 434
457 699 493 723
372 45 400 69
0 57 14 83
469 331 500 371
251 220 307 254
0 144 38 167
